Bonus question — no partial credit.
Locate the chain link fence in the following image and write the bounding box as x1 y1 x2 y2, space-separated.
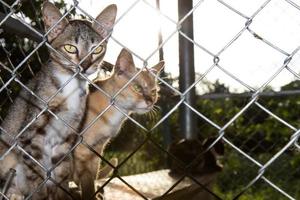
1 0 300 199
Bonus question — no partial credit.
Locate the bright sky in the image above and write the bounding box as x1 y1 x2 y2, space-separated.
64 0 300 93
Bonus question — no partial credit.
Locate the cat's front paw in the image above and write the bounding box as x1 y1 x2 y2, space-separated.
9 194 24 200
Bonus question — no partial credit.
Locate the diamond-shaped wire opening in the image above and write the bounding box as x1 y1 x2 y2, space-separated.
236 178 293 200
262 150 300 199
97 129 151 175
194 79 251 124
219 31 286 90
94 136 152 200
215 148 261 199
111 1 177 59
224 102 295 163
193 0 246 53
148 126 223 198
250 0 300 53
229 128 300 199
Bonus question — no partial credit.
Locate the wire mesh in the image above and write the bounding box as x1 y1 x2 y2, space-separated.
0 0 300 199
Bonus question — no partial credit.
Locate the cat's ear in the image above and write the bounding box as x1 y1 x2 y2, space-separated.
93 4 117 38
151 61 165 75
114 49 135 75
42 2 69 42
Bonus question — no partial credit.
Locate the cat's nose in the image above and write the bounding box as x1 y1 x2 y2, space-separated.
80 56 92 71
143 95 153 106
146 101 153 106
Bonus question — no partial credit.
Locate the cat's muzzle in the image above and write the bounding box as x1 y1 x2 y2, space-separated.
83 66 97 76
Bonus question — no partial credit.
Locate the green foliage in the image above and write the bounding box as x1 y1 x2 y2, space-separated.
105 79 300 199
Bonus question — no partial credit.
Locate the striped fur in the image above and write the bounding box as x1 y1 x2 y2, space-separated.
0 2 117 199
73 49 164 199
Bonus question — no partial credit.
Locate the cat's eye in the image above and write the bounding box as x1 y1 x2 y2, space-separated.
64 44 77 54
93 45 104 54
151 89 157 96
132 84 143 93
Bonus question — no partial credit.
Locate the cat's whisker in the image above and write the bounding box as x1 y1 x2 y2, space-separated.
151 110 157 120
153 105 161 112
150 111 154 122
151 108 157 116
153 107 158 114
146 111 151 120
154 104 160 109
146 109 154 122
147 107 159 122
152 112 157 122
150 110 155 121
158 75 170 80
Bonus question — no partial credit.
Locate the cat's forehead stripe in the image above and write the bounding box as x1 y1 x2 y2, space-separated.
71 21 100 42
134 72 156 90
75 36 79 44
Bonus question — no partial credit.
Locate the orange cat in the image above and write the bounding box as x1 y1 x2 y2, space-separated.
73 49 164 199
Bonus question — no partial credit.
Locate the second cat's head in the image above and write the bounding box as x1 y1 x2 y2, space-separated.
109 49 164 114
42 2 117 76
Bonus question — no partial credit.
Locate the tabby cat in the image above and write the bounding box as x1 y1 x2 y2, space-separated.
0 2 117 199
73 49 164 199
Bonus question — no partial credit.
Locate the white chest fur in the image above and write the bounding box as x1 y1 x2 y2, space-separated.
56 72 85 110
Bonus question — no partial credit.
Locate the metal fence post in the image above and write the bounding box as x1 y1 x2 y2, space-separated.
156 0 172 150
178 0 197 140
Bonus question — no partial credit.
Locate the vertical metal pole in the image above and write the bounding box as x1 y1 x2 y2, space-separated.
156 0 164 62
156 0 172 150
178 0 197 140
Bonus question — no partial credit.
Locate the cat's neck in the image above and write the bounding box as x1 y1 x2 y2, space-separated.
83 78 130 149
49 59 86 86
48 59 86 110
49 59 74 75
89 78 131 123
